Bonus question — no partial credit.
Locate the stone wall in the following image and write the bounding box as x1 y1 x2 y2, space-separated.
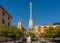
0 6 12 27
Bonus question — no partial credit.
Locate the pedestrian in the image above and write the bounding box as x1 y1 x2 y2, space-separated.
27 36 31 43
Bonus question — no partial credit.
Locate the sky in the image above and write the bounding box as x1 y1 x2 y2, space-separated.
0 0 60 28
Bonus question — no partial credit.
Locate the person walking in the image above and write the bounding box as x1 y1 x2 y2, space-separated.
27 36 31 43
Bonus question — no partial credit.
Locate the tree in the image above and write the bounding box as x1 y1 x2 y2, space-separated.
0 25 9 37
26 32 36 38
54 25 60 38
8 26 24 38
0 26 24 39
40 26 60 38
0 25 10 42
39 26 56 38
53 22 60 25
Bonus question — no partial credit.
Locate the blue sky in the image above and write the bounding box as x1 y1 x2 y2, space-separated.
0 0 60 28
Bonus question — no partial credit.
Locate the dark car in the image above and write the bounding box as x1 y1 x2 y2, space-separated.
22 37 27 42
31 38 37 42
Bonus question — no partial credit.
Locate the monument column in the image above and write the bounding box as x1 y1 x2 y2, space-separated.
29 2 33 30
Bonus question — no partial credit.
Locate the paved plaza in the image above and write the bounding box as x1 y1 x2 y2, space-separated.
0 38 60 43
0 41 60 43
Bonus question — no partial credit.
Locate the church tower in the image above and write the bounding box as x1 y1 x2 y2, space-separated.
18 19 22 30
29 2 33 29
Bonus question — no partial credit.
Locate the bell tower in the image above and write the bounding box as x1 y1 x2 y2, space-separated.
18 19 22 30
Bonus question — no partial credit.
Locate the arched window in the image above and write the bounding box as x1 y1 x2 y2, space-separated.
43 26 47 32
2 19 5 24
38 26 41 29
8 17 10 20
8 22 10 26
3 12 4 16
43 26 47 29
38 26 41 32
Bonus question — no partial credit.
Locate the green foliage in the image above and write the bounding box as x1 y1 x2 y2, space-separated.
53 22 60 25
54 25 60 38
40 26 60 38
0 26 24 38
26 32 36 38
0 25 9 36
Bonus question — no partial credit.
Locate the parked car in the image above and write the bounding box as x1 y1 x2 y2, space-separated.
22 37 27 42
31 38 37 42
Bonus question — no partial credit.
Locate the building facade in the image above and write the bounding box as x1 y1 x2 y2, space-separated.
0 5 12 27
17 19 22 30
34 25 58 37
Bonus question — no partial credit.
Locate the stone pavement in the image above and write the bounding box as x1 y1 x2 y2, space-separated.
31 41 43 43
0 41 56 43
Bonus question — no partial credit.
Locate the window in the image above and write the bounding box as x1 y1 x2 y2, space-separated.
3 12 4 16
2 19 5 24
8 17 10 20
43 26 47 28
38 26 41 29
8 22 10 26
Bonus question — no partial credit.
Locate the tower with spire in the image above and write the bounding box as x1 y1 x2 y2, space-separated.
29 1 33 30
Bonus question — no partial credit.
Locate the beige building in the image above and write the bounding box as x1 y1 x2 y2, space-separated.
17 19 26 32
34 25 58 37
17 19 22 30
0 5 12 27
